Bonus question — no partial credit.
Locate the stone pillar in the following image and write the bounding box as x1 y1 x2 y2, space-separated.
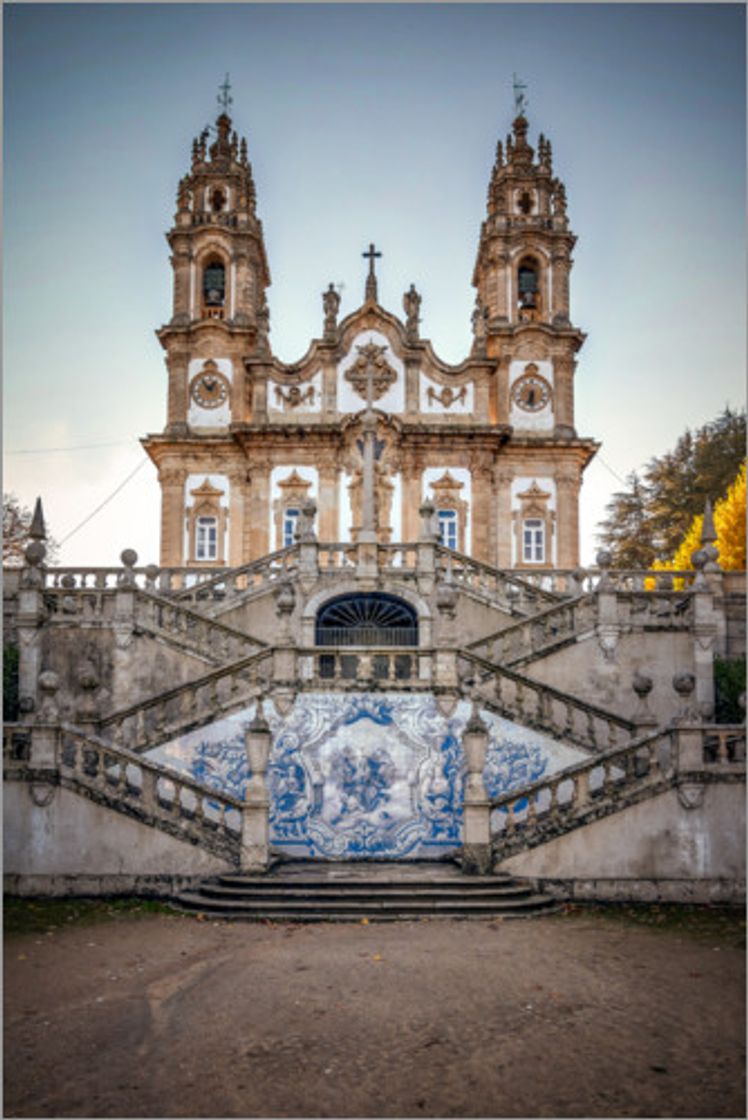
17 542 47 721
495 356 511 425
556 471 581 569
241 710 272 872
170 246 191 325
401 453 422 542
553 356 576 437
298 499 319 584
31 670 61 769
494 251 510 321
158 468 186 568
469 454 494 564
227 469 248 568
166 351 189 434
495 469 514 568
551 252 570 322
594 551 620 664
248 458 271 560
317 461 338 542
690 550 718 719
461 705 492 875
417 501 437 594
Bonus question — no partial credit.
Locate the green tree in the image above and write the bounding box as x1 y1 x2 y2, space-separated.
596 472 655 568
598 407 746 565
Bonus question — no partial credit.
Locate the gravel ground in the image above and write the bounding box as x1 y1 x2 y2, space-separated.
3 905 745 1118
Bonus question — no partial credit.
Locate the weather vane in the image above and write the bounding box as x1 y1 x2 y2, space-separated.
217 73 233 114
512 73 528 116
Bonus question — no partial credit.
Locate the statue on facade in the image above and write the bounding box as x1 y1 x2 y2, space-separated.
403 284 421 342
322 283 340 338
471 300 488 355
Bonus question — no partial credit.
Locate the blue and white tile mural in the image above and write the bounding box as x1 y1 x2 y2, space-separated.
148 693 585 859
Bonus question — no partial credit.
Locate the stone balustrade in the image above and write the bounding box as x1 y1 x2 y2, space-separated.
98 648 275 753
299 647 431 687
58 726 243 861
317 543 359 569
435 546 560 613
490 724 746 861
134 593 264 662
172 545 299 605
468 594 598 666
459 650 637 752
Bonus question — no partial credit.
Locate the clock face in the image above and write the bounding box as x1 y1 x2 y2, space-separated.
190 370 230 409
512 372 552 413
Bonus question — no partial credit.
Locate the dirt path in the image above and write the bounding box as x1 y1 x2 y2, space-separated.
4 908 745 1118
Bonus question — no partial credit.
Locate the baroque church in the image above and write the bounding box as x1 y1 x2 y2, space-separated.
144 99 598 571
4 87 743 915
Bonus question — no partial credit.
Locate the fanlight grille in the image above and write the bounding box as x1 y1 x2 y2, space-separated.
315 593 418 647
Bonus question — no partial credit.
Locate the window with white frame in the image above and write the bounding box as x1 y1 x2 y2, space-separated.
437 509 458 550
196 516 218 561
283 507 300 548
522 518 545 563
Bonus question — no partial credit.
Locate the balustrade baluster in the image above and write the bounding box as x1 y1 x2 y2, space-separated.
586 711 596 747
607 721 618 750
526 794 538 828
141 769 158 813
549 782 559 816
505 803 516 836
603 760 614 796
565 702 575 738
575 769 590 808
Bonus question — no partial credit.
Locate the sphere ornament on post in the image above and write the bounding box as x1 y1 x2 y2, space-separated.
672 670 698 724
241 702 273 872
118 549 139 588
632 671 657 728
461 701 493 875
21 540 47 588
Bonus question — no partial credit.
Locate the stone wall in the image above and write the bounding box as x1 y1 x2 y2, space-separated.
501 782 745 903
3 782 232 896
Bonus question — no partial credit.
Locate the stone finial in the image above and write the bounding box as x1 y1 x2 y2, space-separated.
419 500 438 543
144 564 160 592
632 671 656 726
299 499 318 543
274 581 296 617
672 671 698 723
118 548 138 588
21 539 47 588
471 300 488 356
29 498 47 541
700 499 717 546
37 670 60 723
595 549 614 590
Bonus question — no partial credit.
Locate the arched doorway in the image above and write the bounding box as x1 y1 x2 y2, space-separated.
315 592 418 647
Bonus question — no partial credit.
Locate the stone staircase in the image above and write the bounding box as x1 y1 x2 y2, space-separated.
172 861 559 921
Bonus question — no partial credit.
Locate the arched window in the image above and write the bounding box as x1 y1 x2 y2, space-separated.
316 593 418 647
202 260 225 307
517 260 539 311
283 507 300 548
437 509 458 550
210 187 226 213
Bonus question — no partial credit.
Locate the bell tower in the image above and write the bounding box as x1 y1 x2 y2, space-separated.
471 89 597 568
157 81 272 438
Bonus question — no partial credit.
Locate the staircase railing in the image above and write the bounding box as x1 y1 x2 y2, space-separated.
58 726 243 862
134 592 265 662
435 546 561 613
458 649 637 752
490 724 746 861
97 648 275 752
467 593 597 665
172 545 299 606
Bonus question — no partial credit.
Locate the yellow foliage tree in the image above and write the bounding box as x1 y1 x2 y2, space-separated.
653 462 746 573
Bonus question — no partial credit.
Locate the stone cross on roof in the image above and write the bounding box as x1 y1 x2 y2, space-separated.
363 242 382 303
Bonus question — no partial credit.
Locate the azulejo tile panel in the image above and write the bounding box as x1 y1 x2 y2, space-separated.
149 692 585 860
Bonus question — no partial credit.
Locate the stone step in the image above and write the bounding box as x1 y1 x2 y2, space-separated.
171 892 559 921
171 864 558 920
198 882 538 902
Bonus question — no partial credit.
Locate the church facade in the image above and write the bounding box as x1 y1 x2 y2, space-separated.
143 106 598 570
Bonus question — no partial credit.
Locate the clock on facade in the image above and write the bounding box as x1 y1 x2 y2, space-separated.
190 368 230 409
512 370 552 412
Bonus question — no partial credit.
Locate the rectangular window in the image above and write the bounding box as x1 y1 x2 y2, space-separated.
283 507 300 548
522 518 545 564
437 509 458 550
196 516 218 561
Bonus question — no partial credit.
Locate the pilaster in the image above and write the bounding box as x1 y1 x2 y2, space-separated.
158 468 187 567
556 470 580 569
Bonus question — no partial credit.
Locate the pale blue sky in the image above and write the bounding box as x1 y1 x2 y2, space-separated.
4 2 746 565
